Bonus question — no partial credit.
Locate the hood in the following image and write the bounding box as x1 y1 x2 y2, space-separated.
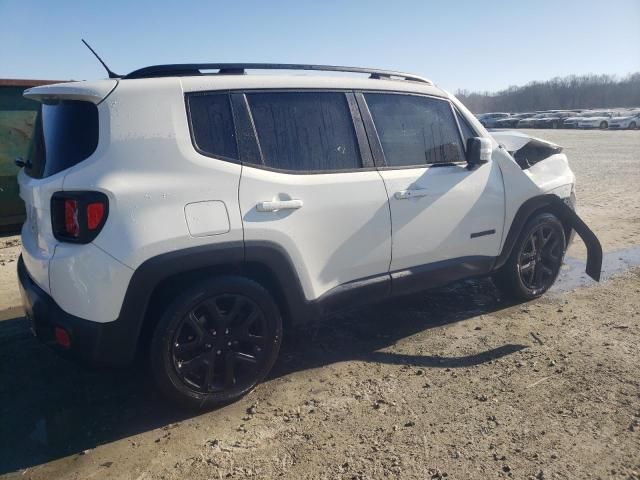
491 130 563 169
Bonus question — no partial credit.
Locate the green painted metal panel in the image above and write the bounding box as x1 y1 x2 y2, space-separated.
0 85 40 228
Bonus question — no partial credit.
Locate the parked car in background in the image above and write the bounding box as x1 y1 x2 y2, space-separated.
535 112 578 129
493 113 532 128
478 112 511 128
563 112 598 128
608 111 640 130
517 113 547 128
577 111 615 129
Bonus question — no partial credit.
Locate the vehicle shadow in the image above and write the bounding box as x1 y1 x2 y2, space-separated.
0 277 525 475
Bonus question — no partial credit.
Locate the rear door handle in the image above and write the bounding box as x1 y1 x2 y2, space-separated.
256 199 304 212
394 189 429 200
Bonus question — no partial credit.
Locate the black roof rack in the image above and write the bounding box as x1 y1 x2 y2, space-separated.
122 63 432 84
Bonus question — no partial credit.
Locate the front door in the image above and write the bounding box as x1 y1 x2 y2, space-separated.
359 92 505 278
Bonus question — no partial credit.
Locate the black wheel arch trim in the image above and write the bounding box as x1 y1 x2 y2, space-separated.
495 194 602 281
114 240 313 365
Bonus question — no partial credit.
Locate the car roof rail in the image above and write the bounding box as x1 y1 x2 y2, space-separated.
122 63 433 84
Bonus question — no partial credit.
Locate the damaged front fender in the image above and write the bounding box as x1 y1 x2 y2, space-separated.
496 195 602 282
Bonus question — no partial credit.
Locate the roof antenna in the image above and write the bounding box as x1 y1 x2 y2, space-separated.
81 39 121 79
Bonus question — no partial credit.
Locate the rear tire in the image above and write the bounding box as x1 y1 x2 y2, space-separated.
150 276 283 409
494 213 566 302
599 121 608 129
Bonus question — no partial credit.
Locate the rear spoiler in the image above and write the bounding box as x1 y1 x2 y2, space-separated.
23 79 118 104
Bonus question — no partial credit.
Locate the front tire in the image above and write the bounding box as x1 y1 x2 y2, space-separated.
494 213 566 302
599 121 608 129
150 276 283 409
629 121 637 130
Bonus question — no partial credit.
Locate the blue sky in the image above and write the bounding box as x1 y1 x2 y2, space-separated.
1 0 638 92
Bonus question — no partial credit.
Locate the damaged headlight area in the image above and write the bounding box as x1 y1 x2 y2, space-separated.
491 131 563 169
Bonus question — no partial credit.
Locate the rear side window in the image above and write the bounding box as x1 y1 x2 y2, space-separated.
27 100 98 178
247 92 361 172
188 93 238 160
365 93 465 167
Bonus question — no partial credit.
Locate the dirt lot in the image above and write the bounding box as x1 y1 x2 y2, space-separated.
0 129 639 480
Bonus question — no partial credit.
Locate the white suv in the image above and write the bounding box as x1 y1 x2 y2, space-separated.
16 64 602 408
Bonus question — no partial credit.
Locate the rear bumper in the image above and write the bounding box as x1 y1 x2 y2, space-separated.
17 255 135 366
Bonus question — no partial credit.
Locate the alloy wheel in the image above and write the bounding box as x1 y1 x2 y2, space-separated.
171 294 269 393
517 224 563 292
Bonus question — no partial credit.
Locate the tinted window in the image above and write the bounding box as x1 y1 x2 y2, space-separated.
247 92 361 171
188 93 237 159
365 94 465 166
27 100 98 178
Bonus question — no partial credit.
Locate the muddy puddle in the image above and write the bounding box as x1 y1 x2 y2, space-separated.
553 244 640 292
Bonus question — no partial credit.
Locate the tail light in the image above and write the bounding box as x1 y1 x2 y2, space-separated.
54 327 71 349
51 191 109 243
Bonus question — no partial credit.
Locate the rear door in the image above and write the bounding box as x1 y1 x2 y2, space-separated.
237 91 391 302
358 92 505 286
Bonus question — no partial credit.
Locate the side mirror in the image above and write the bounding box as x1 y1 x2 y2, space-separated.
466 137 492 169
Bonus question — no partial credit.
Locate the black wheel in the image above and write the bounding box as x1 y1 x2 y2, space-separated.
494 213 566 301
552 121 559 129
599 121 608 129
629 121 637 130
150 276 282 409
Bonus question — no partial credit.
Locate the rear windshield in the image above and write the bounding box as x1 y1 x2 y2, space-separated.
26 100 99 178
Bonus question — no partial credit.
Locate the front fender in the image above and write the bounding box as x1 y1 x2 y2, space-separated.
496 195 602 281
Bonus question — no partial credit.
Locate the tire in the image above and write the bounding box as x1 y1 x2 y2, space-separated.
494 212 566 302
552 121 559 129
629 121 637 130
599 121 608 129
150 276 283 409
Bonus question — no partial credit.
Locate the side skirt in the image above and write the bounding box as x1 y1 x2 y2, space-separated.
314 256 495 316
390 256 495 297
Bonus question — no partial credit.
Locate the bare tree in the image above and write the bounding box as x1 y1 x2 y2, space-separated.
456 73 640 113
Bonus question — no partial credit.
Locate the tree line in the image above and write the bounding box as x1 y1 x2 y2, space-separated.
455 73 640 113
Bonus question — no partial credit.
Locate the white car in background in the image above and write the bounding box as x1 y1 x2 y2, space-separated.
577 111 615 129
517 113 547 128
478 112 511 128
608 112 640 130
562 112 593 128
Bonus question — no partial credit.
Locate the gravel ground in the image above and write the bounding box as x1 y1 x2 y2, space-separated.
0 129 639 480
